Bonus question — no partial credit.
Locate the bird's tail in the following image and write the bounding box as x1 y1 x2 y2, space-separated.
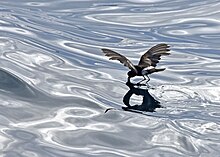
154 68 166 72
148 68 166 74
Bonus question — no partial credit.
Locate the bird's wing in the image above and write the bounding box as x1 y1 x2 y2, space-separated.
138 43 170 68
102 48 138 74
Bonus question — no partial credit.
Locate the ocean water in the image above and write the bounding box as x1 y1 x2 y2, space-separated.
0 0 220 156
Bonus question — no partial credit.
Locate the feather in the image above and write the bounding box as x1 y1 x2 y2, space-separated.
138 44 170 68
102 48 138 74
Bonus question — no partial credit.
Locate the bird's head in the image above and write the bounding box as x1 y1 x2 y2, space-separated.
127 71 136 78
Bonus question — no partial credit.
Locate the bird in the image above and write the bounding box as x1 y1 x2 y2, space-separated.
101 43 170 85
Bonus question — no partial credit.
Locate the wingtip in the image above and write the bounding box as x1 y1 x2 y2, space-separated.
101 48 106 52
160 43 170 47
163 43 171 48
101 48 109 54
101 48 114 53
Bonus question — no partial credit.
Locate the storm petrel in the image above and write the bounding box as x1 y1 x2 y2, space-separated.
102 43 170 84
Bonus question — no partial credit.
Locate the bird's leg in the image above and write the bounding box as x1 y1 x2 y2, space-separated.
145 75 150 83
137 75 150 87
144 75 155 89
145 75 151 88
136 76 146 86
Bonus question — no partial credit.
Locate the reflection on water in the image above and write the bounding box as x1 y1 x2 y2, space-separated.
0 0 220 156
122 81 161 112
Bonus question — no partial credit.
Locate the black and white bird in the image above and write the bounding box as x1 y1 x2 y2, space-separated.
102 43 170 85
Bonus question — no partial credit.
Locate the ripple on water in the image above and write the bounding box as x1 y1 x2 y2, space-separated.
0 0 220 157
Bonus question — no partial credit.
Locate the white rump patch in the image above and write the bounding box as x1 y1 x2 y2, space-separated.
144 66 154 70
142 66 154 75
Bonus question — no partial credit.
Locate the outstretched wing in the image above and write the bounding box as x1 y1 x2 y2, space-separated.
102 48 138 74
138 43 170 68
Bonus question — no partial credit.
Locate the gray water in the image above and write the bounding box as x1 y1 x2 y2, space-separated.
0 0 220 156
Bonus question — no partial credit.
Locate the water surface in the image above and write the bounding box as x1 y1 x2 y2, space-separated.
0 0 220 156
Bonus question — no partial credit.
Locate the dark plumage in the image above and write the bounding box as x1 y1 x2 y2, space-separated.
102 43 170 84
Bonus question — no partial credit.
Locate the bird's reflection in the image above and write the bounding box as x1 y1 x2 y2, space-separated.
122 80 161 112
105 80 162 113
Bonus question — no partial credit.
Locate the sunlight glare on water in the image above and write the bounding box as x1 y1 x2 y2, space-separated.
0 0 220 156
